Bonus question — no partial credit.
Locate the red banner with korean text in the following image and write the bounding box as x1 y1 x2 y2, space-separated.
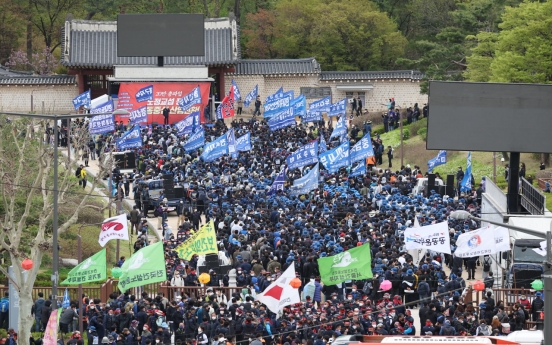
117 82 211 124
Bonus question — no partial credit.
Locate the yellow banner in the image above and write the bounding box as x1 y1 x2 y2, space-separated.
176 220 218 260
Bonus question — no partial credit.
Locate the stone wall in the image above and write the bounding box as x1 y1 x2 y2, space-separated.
227 74 428 114
0 84 78 113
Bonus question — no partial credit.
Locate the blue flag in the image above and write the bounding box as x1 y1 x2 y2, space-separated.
62 289 70 309
89 114 115 134
135 85 153 103
291 95 307 117
116 125 142 150
266 87 284 103
244 85 258 107
428 150 447 173
90 99 114 114
319 141 350 173
129 106 148 124
328 98 347 117
319 135 327 153
264 91 293 118
236 133 252 152
302 109 322 123
460 152 472 191
184 128 205 153
268 107 295 131
350 162 367 177
287 141 319 170
350 134 374 163
227 128 238 159
177 86 202 113
72 90 91 110
232 80 242 101
175 112 200 136
309 96 331 114
267 167 286 196
330 116 348 138
201 133 229 162
290 163 320 195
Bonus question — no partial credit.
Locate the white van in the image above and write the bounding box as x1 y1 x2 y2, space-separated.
412 177 444 195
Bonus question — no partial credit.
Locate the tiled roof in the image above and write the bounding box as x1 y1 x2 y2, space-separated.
231 58 321 75
320 70 425 80
61 18 240 69
0 74 76 85
0 66 33 77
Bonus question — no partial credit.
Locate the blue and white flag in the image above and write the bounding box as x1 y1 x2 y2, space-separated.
309 96 331 116
290 163 319 195
236 133 252 152
244 85 258 107
266 87 284 103
177 86 202 113
328 98 347 117
319 141 350 173
291 95 307 117
175 112 200 136
330 116 348 138
90 99 114 114
287 141 319 170
72 90 91 110
62 289 70 309
267 167 286 196
460 152 472 191
201 133 229 162
129 106 148 124
89 114 115 135
319 135 327 153
268 107 295 131
227 128 237 159
350 134 374 163
264 91 293 118
349 162 366 177
232 80 242 101
302 109 322 123
116 125 142 150
184 128 205 153
428 150 447 173
135 85 153 103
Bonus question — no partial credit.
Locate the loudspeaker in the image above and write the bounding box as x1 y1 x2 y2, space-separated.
426 173 436 196
205 254 219 266
174 186 184 199
438 185 447 197
446 174 455 197
163 174 173 180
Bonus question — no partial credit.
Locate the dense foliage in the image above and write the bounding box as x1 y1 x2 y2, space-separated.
1 0 549 88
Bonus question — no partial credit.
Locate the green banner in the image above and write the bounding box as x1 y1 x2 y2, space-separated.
118 241 167 292
61 248 107 285
318 243 373 285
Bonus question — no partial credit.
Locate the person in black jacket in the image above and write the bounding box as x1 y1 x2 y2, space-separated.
41 300 52 330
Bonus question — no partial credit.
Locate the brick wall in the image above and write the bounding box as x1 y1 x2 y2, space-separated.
227 74 428 114
0 84 78 113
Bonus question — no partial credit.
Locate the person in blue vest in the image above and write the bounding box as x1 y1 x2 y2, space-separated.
0 292 9 330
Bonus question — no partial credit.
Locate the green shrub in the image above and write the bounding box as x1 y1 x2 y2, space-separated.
418 128 427 141
403 129 410 140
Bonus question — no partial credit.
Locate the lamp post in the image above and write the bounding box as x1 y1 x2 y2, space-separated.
0 109 128 303
451 210 552 343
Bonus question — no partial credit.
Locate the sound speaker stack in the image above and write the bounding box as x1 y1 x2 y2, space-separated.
446 174 455 197
174 186 184 199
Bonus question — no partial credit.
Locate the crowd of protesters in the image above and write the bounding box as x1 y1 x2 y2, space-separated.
22 109 539 345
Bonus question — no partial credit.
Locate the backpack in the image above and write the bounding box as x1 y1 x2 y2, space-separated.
478 324 490 336
153 206 161 217
0 299 8 312
483 257 491 272
75 167 82 178
533 298 544 311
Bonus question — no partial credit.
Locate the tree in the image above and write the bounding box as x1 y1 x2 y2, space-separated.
5 47 58 74
0 0 25 64
465 0 552 83
243 0 407 71
0 117 109 345
31 0 80 51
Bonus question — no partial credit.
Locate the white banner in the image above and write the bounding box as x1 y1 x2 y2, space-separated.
454 225 496 258
98 214 129 247
494 226 510 253
404 221 451 254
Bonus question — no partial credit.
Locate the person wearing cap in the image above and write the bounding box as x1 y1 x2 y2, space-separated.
88 326 99 345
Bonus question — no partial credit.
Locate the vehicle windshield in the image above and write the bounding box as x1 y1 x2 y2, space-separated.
513 244 545 264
